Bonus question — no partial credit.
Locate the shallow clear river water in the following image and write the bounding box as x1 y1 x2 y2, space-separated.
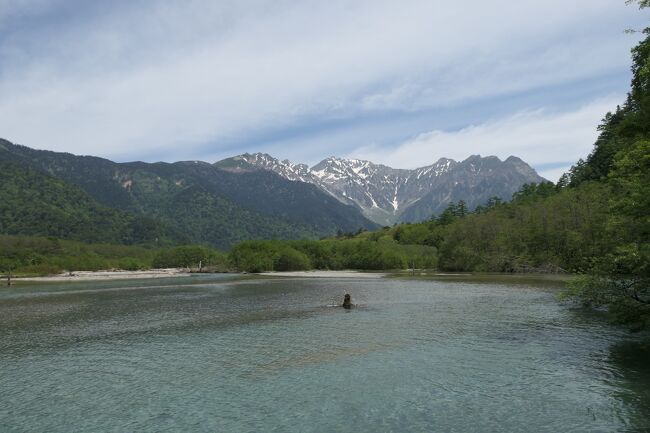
1 274 649 432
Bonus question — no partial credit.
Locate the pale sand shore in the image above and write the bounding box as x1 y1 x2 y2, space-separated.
13 269 386 283
16 268 191 282
258 270 386 278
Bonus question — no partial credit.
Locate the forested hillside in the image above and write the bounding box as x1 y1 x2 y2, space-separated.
0 162 178 245
0 141 377 248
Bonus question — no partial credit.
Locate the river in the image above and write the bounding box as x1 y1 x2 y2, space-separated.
1 274 648 432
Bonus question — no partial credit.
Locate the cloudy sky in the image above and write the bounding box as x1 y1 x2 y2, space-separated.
0 0 647 180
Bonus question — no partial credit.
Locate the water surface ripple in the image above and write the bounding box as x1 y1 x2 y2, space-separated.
1 274 649 432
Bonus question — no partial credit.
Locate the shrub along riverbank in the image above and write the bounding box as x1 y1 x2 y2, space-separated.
0 236 231 276
0 234 435 276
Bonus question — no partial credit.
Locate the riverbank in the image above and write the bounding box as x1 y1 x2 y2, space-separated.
14 268 190 282
12 269 386 283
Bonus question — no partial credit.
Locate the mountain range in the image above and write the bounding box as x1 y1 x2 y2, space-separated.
217 152 546 225
0 139 375 249
0 138 546 248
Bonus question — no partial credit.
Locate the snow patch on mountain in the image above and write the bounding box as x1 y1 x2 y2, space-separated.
219 152 546 225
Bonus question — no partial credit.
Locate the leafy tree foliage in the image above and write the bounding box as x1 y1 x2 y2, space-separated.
152 245 229 270
229 238 437 273
0 235 231 276
435 201 469 225
627 0 650 9
0 235 158 275
560 24 650 326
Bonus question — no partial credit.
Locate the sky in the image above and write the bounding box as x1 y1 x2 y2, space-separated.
0 1 647 181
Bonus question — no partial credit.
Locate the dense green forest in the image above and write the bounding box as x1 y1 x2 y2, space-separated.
0 140 377 249
0 162 179 245
230 238 437 273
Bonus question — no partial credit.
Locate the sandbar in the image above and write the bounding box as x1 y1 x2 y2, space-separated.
15 269 190 282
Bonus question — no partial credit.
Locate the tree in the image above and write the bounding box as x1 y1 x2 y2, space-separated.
0 258 18 285
626 0 650 9
437 202 457 225
456 200 468 218
561 22 650 327
152 245 224 269
275 248 311 271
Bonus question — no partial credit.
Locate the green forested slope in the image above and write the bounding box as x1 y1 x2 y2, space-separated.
0 142 376 248
0 162 177 245
156 184 319 247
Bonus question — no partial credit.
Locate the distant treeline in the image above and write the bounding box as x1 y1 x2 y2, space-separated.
0 236 229 275
0 235 155 275
230 239 437 272
0 234 435 276
0 178 620 277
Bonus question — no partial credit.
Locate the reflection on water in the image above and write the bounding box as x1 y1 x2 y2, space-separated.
0 274 649 432
608 340 650 428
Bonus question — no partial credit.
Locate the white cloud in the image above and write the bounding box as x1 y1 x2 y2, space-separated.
0 0 644 161
348 96 621 181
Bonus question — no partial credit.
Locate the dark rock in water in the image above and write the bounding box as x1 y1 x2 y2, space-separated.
342 294 352 309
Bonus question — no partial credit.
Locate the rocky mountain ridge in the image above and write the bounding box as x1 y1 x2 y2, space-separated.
217 153 546 225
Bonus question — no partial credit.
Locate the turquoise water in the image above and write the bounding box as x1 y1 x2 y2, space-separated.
1 274 649 432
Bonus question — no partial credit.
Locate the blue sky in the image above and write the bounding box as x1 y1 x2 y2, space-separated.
0 0 647 180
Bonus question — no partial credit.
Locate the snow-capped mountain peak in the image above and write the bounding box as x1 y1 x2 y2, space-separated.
216 153 546 225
